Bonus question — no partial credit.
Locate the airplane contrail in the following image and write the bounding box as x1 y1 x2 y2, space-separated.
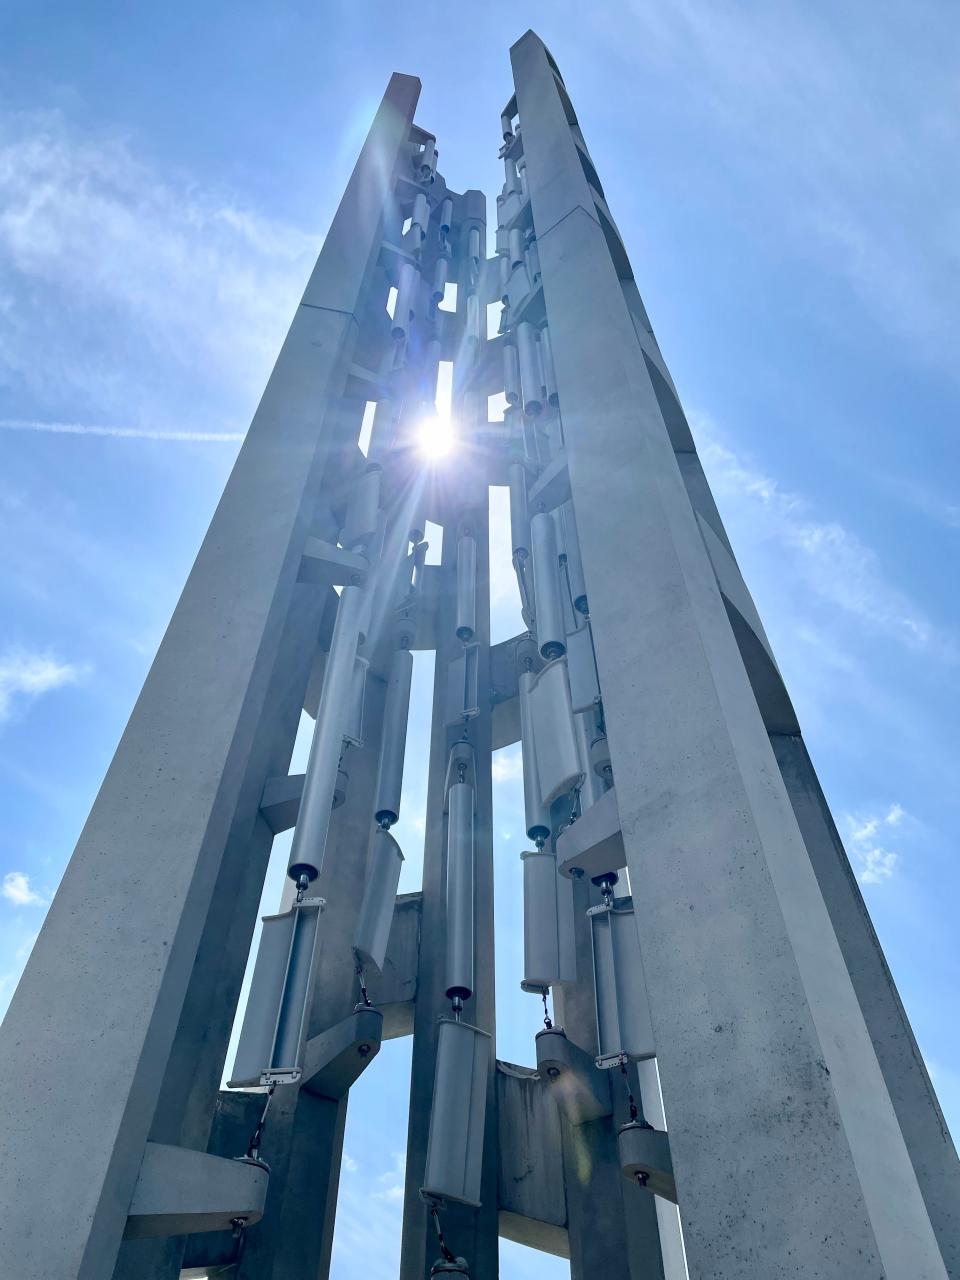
0 419 245 443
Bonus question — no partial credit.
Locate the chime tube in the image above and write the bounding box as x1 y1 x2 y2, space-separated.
531 512 565 658
228 897 323 1087
411 191 429 242
342 656 368 748
503 342 521 405
287 585 365 884
392 261 419 339
508 227 525 271
354 827 404 975
433 255 449 303
590 899 656 1066
508 461 529 557
423 338 442 402
525 235 541 285
456 534 477 642
575 710 606 810
440 197 453 236
539 326 560 407
445 782 475 1000
467 226 481 268
516 322 543 416
418 139 437 181
527 658 584 805
465 292 481 346
558 500 587 612
342 466 382 551
501 110 514 140
499 254 510 304
521 849 578 992
421 1017 490 1206
519 670 551 843
375 647 414 827
367 397 401 466
504 155 521 195
521 850 556 990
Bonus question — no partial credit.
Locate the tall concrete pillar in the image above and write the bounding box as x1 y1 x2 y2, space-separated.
400 189 501 1280
511 28 948 1279
0 74 421 1280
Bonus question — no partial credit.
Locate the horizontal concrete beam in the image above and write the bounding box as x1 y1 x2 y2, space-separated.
124 1141 267 1241
297 537 369 590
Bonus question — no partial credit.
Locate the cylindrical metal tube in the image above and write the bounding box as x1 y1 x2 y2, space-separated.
503 342 521 405
342 466 382 551
522 848 559 992
467 226 481 267
422 338 442 403
439 197 453 236
456 534 477 642
499 253 511 303
465 291 481 346
539 326 559 407
508 461 530 557
354 828 405 975
367 396 401 467
516 322 543 416
433 254 449 303
559 500 587 613
525 236 540 284
392 262 419 339
375 647 413 827
418 139 437 182
412 192 429 242
575 709 606 810
501 110 514 141
287 585 365 883
504 156 521 195
495 222 508 256
519 670 551 843
531 512 566 659
517 157 528 198
445 782 475 1000
508 227 525 271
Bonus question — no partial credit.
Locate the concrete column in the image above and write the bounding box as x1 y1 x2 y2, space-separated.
0 74 421 1280
512 29 947 1279
400 191 499 1278
772 731 960 1278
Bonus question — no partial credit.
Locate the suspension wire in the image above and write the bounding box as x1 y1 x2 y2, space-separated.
429 1200 458 1264
541 989 553 1031
245 1084 276 1163
356 963 372 1008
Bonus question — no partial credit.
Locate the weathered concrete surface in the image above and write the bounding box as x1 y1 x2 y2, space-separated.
0 73 421 1280
774 731 960 1277
513 28 948 1279
496 1062 568 1257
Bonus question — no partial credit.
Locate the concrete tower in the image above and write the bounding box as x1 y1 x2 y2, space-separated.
1 30 957 1280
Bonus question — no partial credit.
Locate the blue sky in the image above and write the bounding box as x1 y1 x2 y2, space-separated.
1 2 958 1276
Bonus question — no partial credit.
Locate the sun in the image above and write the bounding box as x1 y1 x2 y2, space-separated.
417 412 455 460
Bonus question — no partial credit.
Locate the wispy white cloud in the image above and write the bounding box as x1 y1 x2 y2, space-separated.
841 803 907 885
694 412 949 659
0 109 317 422
613 1 960 370
0 419 244 443
1 872 47 907
0 648 87 721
